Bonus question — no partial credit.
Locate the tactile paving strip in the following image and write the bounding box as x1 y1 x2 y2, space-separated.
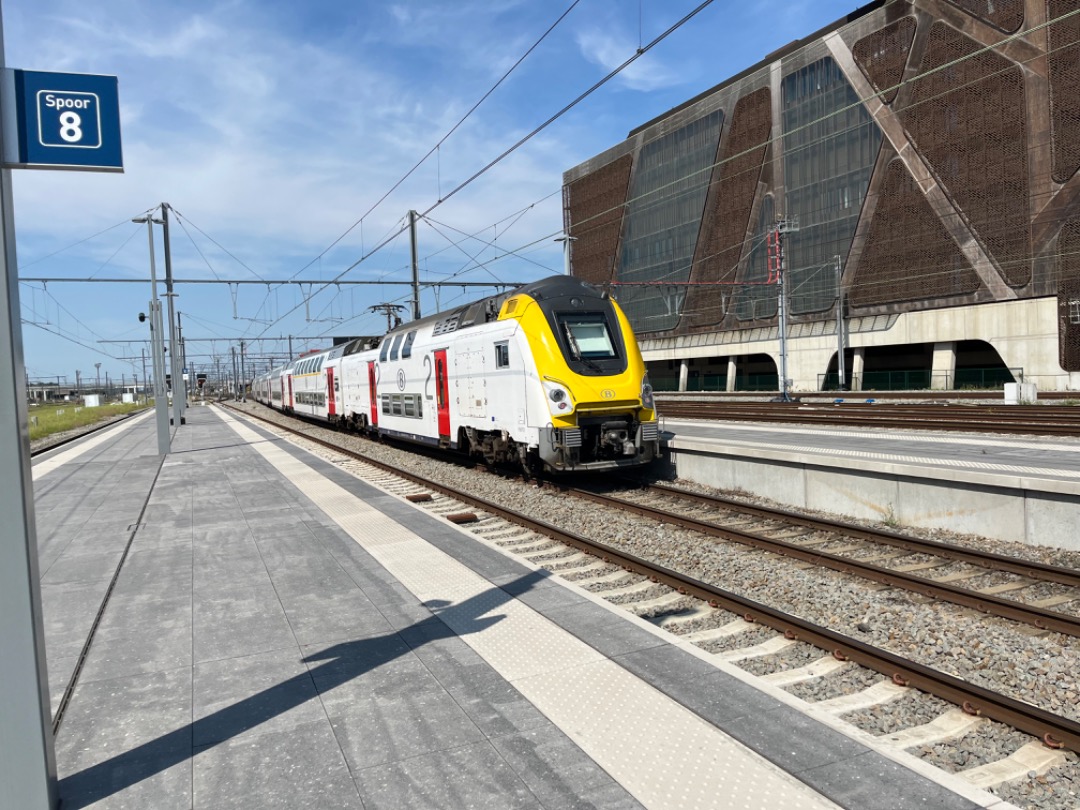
218 408 839 810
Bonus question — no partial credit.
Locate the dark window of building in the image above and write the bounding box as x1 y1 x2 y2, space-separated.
618 109 724 332
782 57 882 314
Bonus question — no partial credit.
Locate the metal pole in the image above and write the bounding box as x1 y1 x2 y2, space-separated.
555 234 576 275
161 203 185 425
836 254 846 391
240 340 246 402
141 348 148 403
288 335 293 360
408 210 420 321
135 215 171 454
778 258 789 401
177 309 188 410
231 346 238 400
774 217 799 401
0 4 59 804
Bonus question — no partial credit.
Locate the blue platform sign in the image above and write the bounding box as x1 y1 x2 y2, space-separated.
2 69 123 172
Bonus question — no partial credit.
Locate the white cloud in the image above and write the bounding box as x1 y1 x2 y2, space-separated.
574 27 681 92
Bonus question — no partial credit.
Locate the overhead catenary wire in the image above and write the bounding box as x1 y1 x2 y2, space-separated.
420 0 720 219
254 0 721 339
281 0 584 284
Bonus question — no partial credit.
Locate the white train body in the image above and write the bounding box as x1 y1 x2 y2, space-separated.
252 276 659 473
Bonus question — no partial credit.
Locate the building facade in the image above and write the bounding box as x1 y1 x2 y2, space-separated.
563 0 1080 392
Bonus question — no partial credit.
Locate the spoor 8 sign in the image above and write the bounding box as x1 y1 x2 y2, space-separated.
1 69 123 171
39 91 101 147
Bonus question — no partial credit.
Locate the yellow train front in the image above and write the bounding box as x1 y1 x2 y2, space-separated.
494 276 658 473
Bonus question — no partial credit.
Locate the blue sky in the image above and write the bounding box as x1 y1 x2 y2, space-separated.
6 0 860 387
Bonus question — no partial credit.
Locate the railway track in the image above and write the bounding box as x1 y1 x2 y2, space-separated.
581 481 1080 634
222 402 1080 765
656 400 1080 437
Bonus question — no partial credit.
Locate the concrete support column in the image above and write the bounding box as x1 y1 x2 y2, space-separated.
851 348 865 391
931 341 956 390
678 359 689 393
727 357 737 392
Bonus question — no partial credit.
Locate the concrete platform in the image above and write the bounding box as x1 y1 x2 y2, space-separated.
663 418 1080 549
30 405 1016 809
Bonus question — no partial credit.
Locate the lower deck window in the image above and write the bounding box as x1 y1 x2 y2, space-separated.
381 393 423 418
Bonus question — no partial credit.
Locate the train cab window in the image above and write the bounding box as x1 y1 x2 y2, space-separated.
380 339 392 362
401 330 416 358
389 333 404 361
558 314 617 359
495 341 509 369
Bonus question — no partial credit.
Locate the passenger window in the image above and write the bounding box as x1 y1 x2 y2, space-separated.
401 331 416 359
380 338 391 362
495 342 509 369
389 333 404 361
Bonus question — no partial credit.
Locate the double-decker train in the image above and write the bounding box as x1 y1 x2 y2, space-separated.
251 276 659 473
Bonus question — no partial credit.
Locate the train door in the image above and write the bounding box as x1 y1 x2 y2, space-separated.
367 361 378 427
287 375 294 410
327 368 337 417
434 349 450 441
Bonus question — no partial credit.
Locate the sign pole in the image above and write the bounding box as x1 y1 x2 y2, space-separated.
0 6 60 807
161 203 185 424
134 215 171 455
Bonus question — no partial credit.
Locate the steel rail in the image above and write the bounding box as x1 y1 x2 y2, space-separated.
221 402 1080 753
564 487 1080 638
646 481 1080 588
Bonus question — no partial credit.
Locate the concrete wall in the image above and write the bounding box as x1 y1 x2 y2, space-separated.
642 298 1075 392
667 438 1080 550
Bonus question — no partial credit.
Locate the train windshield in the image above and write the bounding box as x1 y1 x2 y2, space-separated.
558 314 617 360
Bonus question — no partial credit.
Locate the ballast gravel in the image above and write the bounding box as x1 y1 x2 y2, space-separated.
842 691 954 736
232 402 1080 809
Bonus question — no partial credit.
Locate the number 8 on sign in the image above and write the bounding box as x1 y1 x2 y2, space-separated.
59 111 83 143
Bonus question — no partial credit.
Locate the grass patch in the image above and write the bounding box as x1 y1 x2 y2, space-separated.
28 401 152 441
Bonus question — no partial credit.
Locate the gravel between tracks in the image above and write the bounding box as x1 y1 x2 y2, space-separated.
228 402 1080 808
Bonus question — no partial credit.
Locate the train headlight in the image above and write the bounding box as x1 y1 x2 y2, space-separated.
543 380 574 415
640 373 655 410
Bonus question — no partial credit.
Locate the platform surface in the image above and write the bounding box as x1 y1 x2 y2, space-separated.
29 405 1013 809
664 418 1080 492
